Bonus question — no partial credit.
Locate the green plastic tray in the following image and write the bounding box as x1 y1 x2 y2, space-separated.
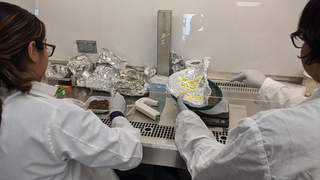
172 79 223 111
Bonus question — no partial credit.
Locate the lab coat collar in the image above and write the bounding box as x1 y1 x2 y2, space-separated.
300 88 320 105
31 81 58 97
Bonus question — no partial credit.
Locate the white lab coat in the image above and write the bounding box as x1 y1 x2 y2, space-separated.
255 78 307 109
0 82 142 180
175 78 320 180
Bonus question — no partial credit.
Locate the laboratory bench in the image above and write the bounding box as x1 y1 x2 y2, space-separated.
56 83 262 169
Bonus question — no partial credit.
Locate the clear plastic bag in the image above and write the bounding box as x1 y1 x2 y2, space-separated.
167 57 211 107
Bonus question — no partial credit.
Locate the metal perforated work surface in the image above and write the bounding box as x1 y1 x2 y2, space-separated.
213 130 228 144
100 118 228 144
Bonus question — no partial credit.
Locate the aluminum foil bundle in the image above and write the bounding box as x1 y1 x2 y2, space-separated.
86 64 119 91
167 57 212 107
68 54 93 87
170 50 185 73
52 64 69 78
45 61 59 78
97 48 128 69
113 68 148 96
144 64 157 78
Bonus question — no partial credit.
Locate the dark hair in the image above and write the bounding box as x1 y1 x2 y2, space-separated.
0 2 46 124
292 0 320 65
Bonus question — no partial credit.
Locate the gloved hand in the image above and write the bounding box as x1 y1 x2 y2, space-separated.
109 92 126 114
177 94 189 113
230 69 267 88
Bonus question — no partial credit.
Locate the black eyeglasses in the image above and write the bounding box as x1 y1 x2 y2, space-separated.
290 32 304 49
43 43 56 57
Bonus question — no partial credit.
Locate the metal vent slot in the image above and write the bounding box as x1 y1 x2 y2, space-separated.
100 118 228 144
101 118 112 127
213 81 259 93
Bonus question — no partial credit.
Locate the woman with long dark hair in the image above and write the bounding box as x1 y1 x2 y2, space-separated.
0 2 142 179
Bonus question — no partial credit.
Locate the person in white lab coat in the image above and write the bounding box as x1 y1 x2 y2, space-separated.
175 0 320 179
0 2 144 180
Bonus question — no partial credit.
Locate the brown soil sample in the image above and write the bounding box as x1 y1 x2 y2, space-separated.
208 87 220 105
87 100 109 110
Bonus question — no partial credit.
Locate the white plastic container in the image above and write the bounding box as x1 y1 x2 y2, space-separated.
185 60 202 68
84 96 111 113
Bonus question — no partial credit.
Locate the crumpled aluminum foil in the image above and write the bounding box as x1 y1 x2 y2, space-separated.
144 64 157 78
52 64 69 78
68 54 93 87
170 50 185 73
45 61 69 78
114 69 148 96
45 61 58 78
167 57 212 107
86 64 119 91
97 48 128 69
85 65 148 96
66 50 147 96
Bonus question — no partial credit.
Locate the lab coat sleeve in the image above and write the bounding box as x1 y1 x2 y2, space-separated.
255 78 307 109
48 99 142 171
175 110 270 180
111 116 141 140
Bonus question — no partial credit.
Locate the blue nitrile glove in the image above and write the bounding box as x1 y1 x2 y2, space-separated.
109 92 126 120
230 69 267 88
177 93 189 113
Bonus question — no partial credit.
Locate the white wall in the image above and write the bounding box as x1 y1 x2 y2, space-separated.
5 0 34 12
7 0 309 77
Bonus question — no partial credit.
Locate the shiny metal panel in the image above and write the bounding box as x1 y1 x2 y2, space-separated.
142 146 187 169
